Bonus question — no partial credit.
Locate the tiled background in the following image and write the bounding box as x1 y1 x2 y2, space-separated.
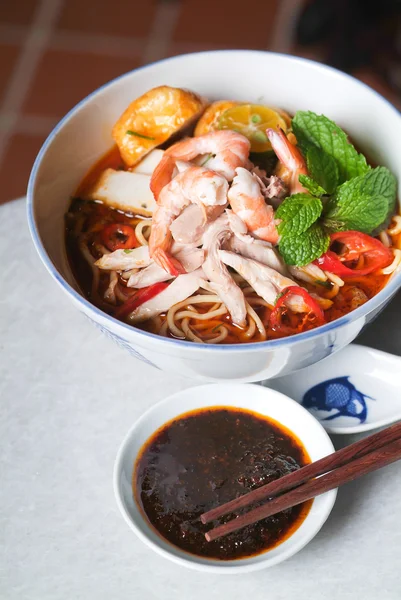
0 0 400 205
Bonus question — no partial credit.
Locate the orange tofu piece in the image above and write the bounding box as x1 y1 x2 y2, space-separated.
112 86 206 167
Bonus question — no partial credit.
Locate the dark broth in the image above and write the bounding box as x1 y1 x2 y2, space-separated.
134 407 312 560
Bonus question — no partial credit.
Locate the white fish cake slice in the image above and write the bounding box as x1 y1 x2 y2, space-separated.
84 168 157 216
131 149 164 175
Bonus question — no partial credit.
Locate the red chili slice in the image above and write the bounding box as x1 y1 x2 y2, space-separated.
102 224 138 252
115 282 169 319
270 285 326 333
314 231 393 276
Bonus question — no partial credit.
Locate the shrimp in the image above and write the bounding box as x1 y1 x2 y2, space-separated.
149 165 228 276
266 128 308 195
227 167 279 244
150 130 251 200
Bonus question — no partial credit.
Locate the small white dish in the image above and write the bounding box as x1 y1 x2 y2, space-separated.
113 383 336 573
267 344 401 434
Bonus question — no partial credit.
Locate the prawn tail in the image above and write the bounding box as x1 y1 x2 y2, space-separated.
152 247 187 277
150 155 176 201
266 128 293 165
266 127 308 194
266 128 305 167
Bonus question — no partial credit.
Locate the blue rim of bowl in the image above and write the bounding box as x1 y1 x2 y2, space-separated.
27 49 401 352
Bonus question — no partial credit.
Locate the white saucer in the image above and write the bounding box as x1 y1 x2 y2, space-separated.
265 344 401 434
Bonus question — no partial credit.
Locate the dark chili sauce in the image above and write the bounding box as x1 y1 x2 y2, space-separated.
134 407 312 560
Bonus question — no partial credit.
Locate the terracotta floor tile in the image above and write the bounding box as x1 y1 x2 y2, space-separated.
0 133 47 204
56 0 157 38
22 49 139 117
0 44 21 103
0 0 38 25
173 0 279 47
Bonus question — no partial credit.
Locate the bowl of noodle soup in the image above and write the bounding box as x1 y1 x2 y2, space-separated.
27 50 401 382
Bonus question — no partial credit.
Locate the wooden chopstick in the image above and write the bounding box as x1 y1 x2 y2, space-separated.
203 422 401 543
201 420 401 526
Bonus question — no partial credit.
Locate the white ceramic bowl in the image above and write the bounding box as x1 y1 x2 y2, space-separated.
113 383 336 572
27 50 401 382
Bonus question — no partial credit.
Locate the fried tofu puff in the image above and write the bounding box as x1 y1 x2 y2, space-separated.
112 86 206 167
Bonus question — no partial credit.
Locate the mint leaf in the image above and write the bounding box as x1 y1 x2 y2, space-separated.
323 166 397 234
292 111 369 184
298 175 326 197
306 147 339 194
276 193 323 237
278 223 330 266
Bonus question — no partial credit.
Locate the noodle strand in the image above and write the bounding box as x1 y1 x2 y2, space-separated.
135 220 152 246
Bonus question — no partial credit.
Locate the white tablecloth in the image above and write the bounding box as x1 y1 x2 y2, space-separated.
1 198 401 599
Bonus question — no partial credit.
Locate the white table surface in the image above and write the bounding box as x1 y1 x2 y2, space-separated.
1 198 401 599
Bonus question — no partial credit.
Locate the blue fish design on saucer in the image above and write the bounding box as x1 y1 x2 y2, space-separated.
302 377 374 423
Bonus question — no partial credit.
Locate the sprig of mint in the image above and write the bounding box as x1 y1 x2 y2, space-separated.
298 175 326 197
276 193 323 236
278 223 330 267
275 111 397 266
324 166 397 233
275 194 329 266
305 146 339 194
292 111 369 183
